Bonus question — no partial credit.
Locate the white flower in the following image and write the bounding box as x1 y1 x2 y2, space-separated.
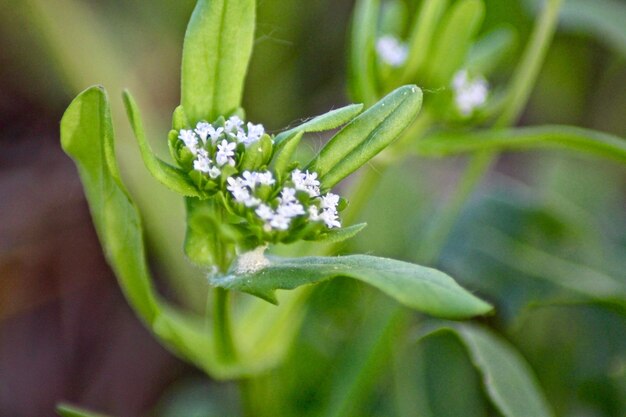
270 214 291 230
255 204 274 221
194 122 211 144
376 35 408 67
216 139 237 166
178 129 199 154
247 122 265 143
320 193 340 211
195 122 224 144
243 196 261 207
193 153 212 173
320 209 341 229
257 171 275 186
277 202 305 218
241 171 259 189
308 205 321 221
291 169 320 197
226 177 250 202
279 187 297 204
291 169 306 188
451 69 489 116
225 115 244 133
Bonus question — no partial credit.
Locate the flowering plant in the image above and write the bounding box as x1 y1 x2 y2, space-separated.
59 0 491 388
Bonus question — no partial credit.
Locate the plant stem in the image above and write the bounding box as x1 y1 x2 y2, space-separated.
415 0 563 266
496 0 564 128
214 287 237 363
415 150 495 264
327 1 565 416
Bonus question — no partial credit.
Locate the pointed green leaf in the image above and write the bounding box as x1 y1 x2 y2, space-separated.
348 0 380 105
122 90 202 197
210 255 492 319
274 103 365 144
305 223 367 244
401 0 449 82
308 85 423 188
60 86 222 376
61 86 159 322
181 0 255 123
420 324 554 417
414 125 626 164
273 131 303 176
425 0 485 85
468 27 517 75
57 404 112 417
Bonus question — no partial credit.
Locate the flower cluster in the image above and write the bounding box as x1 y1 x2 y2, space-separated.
176 115 267 183
227 169 341 233
451 69 489 116
376 35 408 67
171 116 344 244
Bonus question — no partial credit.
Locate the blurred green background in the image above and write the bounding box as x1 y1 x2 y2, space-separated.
1 0 625 416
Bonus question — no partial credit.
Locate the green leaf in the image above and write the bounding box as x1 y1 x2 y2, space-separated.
308 85 423 188
181 0 255 123
306 223 367 244
348 0 380 105
122 90 202 197
414 125 626 164
559 0 626 57
184 197 238 268
61 86 159 323
210 255 493 319
419 324 555 417
424 0 485 86
61 86 218 375
274 103 365 144
57 403 112 417
401 0 449 82
272 131 303 177
468 27 517 75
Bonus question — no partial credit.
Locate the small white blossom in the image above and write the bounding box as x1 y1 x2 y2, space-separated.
247 122 265 143
320 209 341 229
194 122 212 144
277 202 305 218
270 214 291 230
320 193 340 211
255 204 274 221
178 129 199 154
241 171 259 189
279 187 297 204
225 115 244 133
236 130 250 145
451 69 489 116
291 169 320 197
376 35 408 67
216 139 237 166
243 196 261 207
226 177 249 202
193 153 212 173
308 205 321 221
257 171 275 186
195 122 224 143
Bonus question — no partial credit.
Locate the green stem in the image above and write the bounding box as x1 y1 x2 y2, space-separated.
327 2 565 416
213 287 237 363
496 0 564 128
415 150 495 264
415 0 564 266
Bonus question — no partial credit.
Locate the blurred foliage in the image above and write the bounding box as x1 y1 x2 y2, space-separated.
2 0 626 416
